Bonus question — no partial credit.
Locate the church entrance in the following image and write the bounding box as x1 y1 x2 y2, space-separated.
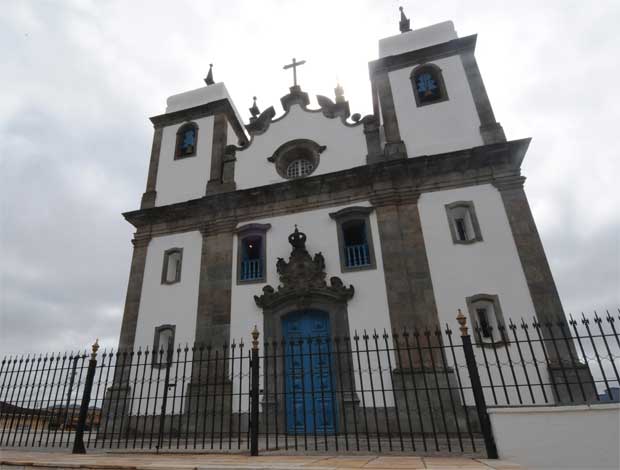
282 309 337 434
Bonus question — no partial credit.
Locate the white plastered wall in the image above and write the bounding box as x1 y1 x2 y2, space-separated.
230 203 394 409
388 55 483 157
235 105 367 190
489 404 620 469
130 231 202 414
419 184 551 405
155 116 214 206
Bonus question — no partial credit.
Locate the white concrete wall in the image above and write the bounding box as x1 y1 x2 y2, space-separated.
419 184 551 405
130 231 202 414
388 55 483 157
155 116 213 206
230 202 394 409
489 404 620 469
235 105 367 190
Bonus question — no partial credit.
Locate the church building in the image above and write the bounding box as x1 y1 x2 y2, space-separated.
117 11 565 378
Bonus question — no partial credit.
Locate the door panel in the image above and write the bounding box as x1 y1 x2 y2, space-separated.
283 310 336 434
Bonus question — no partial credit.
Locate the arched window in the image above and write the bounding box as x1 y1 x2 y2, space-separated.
411 63 448 107
174 122 199 159
268 139 325 180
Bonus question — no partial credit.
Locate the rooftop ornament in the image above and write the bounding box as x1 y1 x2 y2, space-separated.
399 6 411 33
204 63 214 85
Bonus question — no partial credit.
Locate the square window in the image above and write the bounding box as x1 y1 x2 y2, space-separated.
236 223 271 284
153 324 175 367
329 207 377 273
466 294 506 346
445 201 483 244
161 248 183 284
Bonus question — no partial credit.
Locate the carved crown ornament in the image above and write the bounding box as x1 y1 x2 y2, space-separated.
254 226 354 310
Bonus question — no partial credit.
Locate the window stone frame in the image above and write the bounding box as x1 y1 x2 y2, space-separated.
152 324 176 368
235 223 271 285
329 206 377 273
267 139 326 180
465 294 506 347
161 247 183 285
410 63 449 108
445 200 483 245
174 121 199 160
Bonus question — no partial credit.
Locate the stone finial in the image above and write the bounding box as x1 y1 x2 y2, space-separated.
288 225 307 252
91 338 100 360
204 63 214 86
456 309 468 336
249 96 260 120
251 326 260 350
334 82 345 104
399 6 411 33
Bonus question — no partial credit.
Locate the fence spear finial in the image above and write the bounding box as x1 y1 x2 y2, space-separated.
456 309 468 336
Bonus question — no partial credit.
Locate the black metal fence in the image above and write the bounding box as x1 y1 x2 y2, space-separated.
0 311 618 457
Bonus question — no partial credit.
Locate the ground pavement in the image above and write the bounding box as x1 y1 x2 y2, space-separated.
0 450 523 470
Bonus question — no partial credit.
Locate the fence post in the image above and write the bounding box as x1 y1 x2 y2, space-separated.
72 339 99 454
457 311 498 459
250 326 260 456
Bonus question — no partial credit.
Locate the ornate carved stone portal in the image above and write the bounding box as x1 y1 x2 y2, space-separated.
254 226 354 310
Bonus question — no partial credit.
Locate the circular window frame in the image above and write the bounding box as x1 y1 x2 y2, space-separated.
267 139 326 180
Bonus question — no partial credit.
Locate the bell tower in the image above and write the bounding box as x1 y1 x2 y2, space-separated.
369 9 506 159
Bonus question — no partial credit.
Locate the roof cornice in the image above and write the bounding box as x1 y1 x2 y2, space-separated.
369 34 477 76
124 138 530 234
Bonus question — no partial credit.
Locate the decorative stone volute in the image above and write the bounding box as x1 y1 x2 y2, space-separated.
254 226 354 309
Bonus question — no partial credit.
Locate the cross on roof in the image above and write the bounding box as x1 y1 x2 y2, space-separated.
283 58 306 87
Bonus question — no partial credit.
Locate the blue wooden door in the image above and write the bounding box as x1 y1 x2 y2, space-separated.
283 310 336 434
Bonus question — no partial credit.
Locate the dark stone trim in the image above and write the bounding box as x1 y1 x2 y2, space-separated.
444 200 483 244
116 235 151 358
173 122 199 160
267 139 326 179
410 63 449 108
123 139 531 236
369 35 477 75
150 99 248 146
152 324 176 368
235 223 271 285
206 114 229 194
362 115 383 164
373 70 406 159
141 127 163 209
193 228 235 349
465 293 506 348
160 247 183 285
329 206 377 273
493 176 574 358
316 95 350 119
459 50 506 144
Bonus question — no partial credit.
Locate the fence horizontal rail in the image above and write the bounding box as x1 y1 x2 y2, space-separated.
0 311 618 457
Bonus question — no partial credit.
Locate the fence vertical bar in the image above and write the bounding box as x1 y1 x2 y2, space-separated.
457 311 498 459
250 326 260 456
72 340 99 454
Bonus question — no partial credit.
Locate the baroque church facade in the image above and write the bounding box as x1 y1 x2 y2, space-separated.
117 16 565 375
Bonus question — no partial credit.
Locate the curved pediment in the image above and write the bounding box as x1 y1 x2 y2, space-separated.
232 90 375 190
254 227 354 310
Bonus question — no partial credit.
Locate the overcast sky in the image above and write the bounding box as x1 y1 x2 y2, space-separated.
1 0 619 356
